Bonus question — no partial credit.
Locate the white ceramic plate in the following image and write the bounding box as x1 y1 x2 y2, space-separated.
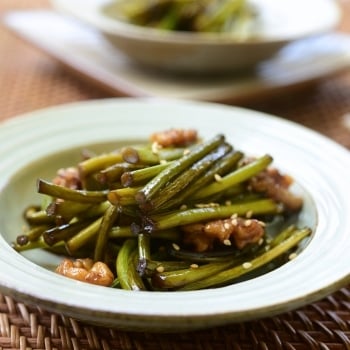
0 98 350 332
49 0 341 73
4 11 350 102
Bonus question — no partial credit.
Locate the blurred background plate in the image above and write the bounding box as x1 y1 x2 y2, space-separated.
48 0 341 74
3 9 350 103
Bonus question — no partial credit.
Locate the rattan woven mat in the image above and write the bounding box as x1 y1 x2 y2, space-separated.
1 288 350 350
1 1 350 349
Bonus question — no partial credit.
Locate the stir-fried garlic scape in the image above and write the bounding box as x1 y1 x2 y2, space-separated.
13 129 311 290
107 0 257 37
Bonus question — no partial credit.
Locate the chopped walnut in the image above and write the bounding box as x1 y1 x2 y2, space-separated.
52 167 82 190
56 258 114 287
248 167 303 212
182 217 265 252
150 128 198 147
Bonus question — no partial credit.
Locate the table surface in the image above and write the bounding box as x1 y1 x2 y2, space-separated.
1 1 350 349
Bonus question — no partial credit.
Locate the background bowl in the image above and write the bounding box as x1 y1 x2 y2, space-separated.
50 0 341 74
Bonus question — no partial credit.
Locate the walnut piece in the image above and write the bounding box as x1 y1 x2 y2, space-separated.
182 217 265 252
56 258 114 287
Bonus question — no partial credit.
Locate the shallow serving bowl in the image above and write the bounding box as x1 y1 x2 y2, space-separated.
0 98 350 332
49 0 341 74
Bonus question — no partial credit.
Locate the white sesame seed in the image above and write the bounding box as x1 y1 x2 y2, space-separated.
172 243 180 251
209 202 219 207
160 159 168 165
231 213 238 219
258 238 264 246
214 173 223 182
231 219 238 226
190 264 199 269
289 252 297 260
223 239 232 246
244 219 252 227
151 142 160 154
242 262 252 269
156 265 165 273
195 203 219 208
246 210 253 218
183 149 191 155
224 222 231 230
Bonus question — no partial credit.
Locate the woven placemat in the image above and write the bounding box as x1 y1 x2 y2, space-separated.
1 288 350 350
1 1 350 349
0 0 107 124
242 77 350 150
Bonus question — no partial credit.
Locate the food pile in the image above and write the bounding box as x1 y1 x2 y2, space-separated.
107 0 257 36
13 129 311 291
